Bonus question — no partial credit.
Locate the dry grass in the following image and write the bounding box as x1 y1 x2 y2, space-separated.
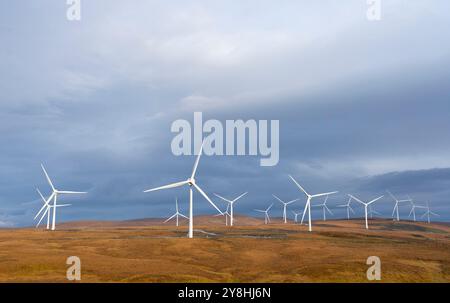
0 217 449 282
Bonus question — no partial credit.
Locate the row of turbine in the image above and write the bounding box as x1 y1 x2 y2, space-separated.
33 142 439 237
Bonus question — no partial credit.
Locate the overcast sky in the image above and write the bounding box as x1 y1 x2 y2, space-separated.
1 1 449 227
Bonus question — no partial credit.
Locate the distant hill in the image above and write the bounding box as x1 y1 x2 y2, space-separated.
57 214 266 229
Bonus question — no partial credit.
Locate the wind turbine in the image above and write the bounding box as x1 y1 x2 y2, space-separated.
289 175 338 232
367 204 381 219
39 164 87 231
337 197 355 220
272 194 299 223
214 192 248 226
214 203 230 226
387 191 412 221
164 198 188 227
254 203 273 224
312 195 333 221
408 202 427 222
348 194 384 230
421 202 439 224
291 210 303 223
34 188 71 229
144 143 223 238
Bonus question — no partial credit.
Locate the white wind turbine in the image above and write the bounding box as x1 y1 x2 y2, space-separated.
214 203 230 226
291 210 303 223
408 202 427 222
289 175 338 232
38 164 87 231
144 143 223 238
387 191 412 221
348 194 384 230
254 203 273 225
367 204 381 219
164 198 188 227
312 195 333 221
421 202 439 224
34 188 71 229
337 197 355 220
272 195 300 224
214 192 248 226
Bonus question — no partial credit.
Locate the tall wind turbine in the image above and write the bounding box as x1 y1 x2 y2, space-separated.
387 191 412 221
164 198 188 227
421 202 439 224
34 188 71 229
144 143 223 238
214 192 248 226
272 195 299 223
312 195 333 221
337 197 355 220
289 175 338 232
39 164 87 231
254 203 273 224
348 194 384 230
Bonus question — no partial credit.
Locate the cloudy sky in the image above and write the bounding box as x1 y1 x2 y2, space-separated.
1 1 449 227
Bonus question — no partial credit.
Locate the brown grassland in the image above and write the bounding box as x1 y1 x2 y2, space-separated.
0 216 449 282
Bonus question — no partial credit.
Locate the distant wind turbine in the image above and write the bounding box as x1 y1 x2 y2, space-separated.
367 204 381 219
421 202 439 224
254 203 273 225
291 210 303 223
337 197 355 220
164 198 188 227
214 203 231 226
38 164 87 231
348 194 384 230
289 175 338 232
312 195 333 221
144 142 223 238
387 190 412 221
214 192 248 226
272 194 299 223
409 201 427 222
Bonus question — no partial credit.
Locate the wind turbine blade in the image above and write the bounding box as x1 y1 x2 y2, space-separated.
272 194 284 204
144 180 189 192
312 191 338 198
191 141 204 179
287 198 300 204
430 212 439 217
325 206 333 215
408 208 413 217
368 196 384 205
348 194 364 205
179 213 189 219
266 203 274 211
288 175 309 196
36 207 49 227
34 191 55 220
349 206 356 214
386 190 397 201
41 164 56 191
214 193 232 203
55 204 71 207
392 203 398 217
372 210 382 216
193 183 223 215
164 214 177 223
57 191 87 194
233 192 248 202
254 209 265 213
420 212 428 219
